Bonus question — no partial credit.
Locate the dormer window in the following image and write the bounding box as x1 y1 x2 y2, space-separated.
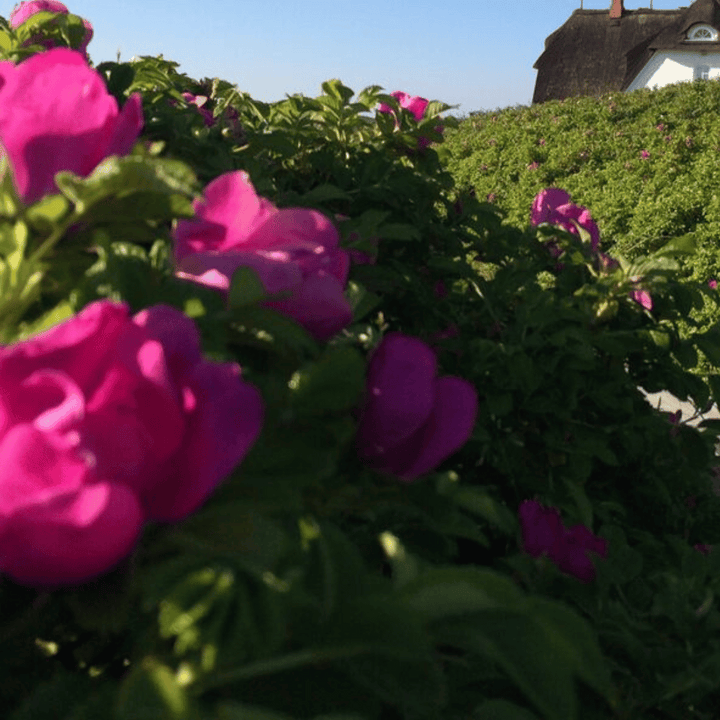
688 24 719 41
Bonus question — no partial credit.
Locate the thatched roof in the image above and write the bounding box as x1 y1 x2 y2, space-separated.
533 0 720 104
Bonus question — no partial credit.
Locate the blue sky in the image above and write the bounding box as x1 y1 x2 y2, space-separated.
8 1 691 115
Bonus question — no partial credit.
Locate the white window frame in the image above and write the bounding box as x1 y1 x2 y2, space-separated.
688 24 719 41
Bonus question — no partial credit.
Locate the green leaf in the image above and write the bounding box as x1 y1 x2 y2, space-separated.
321 79 355 105
116 657 194 720
228 266 267 309
14 300 74 340
8 673 94 720
439 611 577 720
290 346 365 414
526 598 613 700
215 703 295 720
378 223 421 242
300 184 351 204
175 506 288 576
696 327 720 365
444 486 517 535
229 305 318 356
24 194 70 231
0 30 12 53
301 521 371 621
399 567 524 622
54 154 199 215
345 281 381 322
473 700 542 720
656 234 697 256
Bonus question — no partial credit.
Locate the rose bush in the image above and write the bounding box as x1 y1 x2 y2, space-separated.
0 299 263 585
0 47 142 204
0 8 719 720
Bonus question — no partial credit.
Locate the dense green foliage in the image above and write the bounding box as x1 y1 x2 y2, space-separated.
443 79 720 353
4 10 720 720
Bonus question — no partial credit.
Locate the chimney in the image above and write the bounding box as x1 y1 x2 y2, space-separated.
610 0 624 18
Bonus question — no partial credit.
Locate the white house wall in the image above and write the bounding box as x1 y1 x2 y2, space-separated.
626 49 720 91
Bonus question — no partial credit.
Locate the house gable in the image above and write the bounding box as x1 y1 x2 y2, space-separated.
533 0 720 103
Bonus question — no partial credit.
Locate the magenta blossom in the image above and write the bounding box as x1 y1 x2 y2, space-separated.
0 299 263 585
168 92 214 127
378 91 442 149
356 333 477 481
173 171 352 342
695 543 712 555
379 91 429 122
709 279 718 290
630 289 653 310
629 276 653 311
9 1 93 56
519 499 608 583
640 150 650 159
0 48 142 205
531 188 601 252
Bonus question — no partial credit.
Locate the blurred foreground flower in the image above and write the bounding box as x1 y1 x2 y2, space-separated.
356 332 477 481
0 48 142 204
0 300 263 585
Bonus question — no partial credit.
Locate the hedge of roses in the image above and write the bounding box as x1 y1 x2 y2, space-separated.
442 81 720 376
2 3 720 720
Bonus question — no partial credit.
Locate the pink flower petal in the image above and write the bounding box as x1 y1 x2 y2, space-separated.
9 1 69 28
143 361 263 522
0 424 143 585
357 333 438 458
0 49 142 203
519 500 564 559
174 171 276 261
379 376 477 481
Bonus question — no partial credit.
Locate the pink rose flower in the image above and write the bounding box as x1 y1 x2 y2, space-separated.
9 1 94 56
629 289 653 310
0 48 143 205
356 333 477 481
379 91 429 122
531 188 601 252
709 279 717 290
629 276 653 311
519 499 608 583
168 92 215 128
378 90 443 149
0 299 263 585
173 171 352 342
